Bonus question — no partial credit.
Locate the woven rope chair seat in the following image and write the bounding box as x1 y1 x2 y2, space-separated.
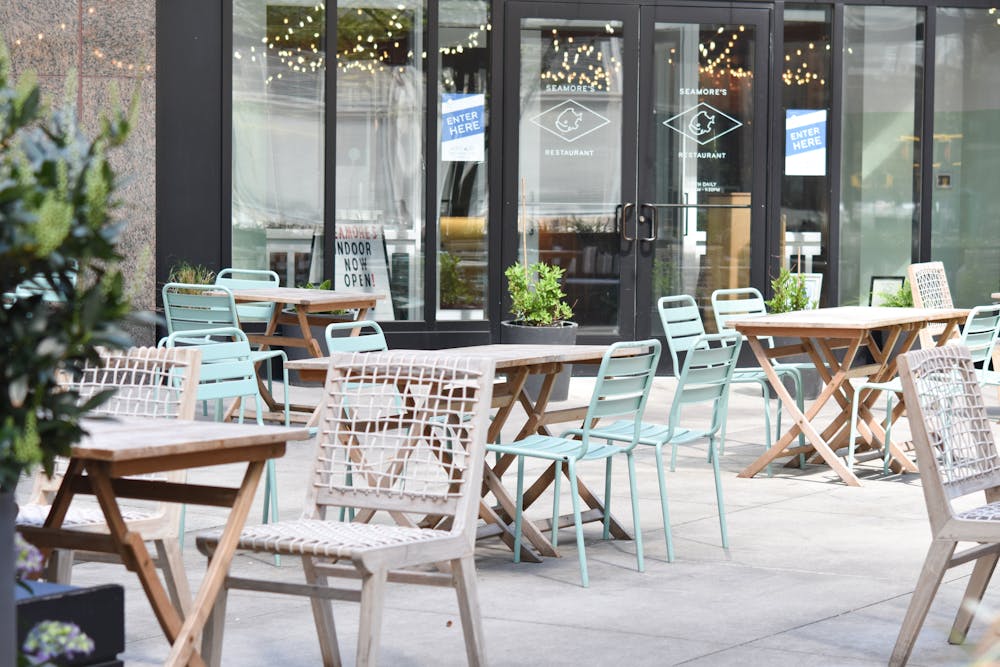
202 519 453 558
18 503 154 527
955 501 1000 523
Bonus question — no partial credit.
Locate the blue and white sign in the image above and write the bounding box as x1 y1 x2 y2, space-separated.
441 93 485 162
785 109 827 176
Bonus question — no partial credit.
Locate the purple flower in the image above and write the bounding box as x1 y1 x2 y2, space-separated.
14 533 44 580
21 621 95 665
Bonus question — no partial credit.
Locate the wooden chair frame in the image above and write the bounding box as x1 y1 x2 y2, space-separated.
197 351 495 666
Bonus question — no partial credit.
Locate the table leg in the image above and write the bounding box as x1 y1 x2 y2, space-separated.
294 307 325 358
165 461 266 667
738 335 863 486
84 463 204 665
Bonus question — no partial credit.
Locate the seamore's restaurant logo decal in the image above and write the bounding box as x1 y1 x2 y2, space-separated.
663 101 742 146
531 99 610 144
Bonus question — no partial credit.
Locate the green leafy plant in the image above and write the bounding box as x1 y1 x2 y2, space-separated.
504 262 573 326
297 279 351 316
765 267 811 313
875 280 914 307
439 251 479 309
167 260 216 285
0 42 135 492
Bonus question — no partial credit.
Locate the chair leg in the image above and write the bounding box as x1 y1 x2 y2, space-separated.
602 457 612 540
759 381 774 477
848 385 863 471
670 441 678 472
45 548 74 583
890 540 957 667
303 556 343 667
262 459 280 566
882 394 895 476
950 552 999 645
452 555 487 667
154 537 192 617
513 456 525 564
625 453 643 573
709 437 728 549
567 460 589 587
356 569 388 667
201 571 229 667
550 462 561 549
653 445 675 563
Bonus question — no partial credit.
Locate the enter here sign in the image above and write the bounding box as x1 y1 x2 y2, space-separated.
785 109 827 176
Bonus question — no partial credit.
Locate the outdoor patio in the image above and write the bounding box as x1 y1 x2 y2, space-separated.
38 374 999 667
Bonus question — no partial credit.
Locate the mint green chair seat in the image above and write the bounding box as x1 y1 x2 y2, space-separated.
848 303 1000 473
162 282 290 427
566 332 742 563
487 339 661 588
162 327 286 563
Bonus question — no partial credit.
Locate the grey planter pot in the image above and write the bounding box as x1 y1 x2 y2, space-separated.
500 321 579 402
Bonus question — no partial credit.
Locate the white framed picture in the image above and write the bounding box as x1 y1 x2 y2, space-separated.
801 272 823 309
870 276 905 307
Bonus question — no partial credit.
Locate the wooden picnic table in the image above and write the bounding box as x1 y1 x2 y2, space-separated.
230 287 383 421
730 306 969 486
17 417 310 667
287 343 635 563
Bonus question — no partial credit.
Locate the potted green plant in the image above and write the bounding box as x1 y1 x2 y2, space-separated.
500 261 577 401
0 45 134 665
766 268 822 399
166 260 216 286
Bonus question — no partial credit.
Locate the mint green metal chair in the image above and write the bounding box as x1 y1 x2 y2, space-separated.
215 268 280 324
572 332 742 562
660 295 802 468
162 328 284 550
487 340 661 587
162 282 290 426
847 303 1000 473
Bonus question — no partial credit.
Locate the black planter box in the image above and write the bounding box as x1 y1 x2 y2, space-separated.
16 581 124 666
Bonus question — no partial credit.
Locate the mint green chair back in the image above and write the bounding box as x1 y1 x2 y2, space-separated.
324 320 388 354
961 304 1000 366
657 295 708 374
215 268 280 324
711 287 774 346
162 283 240 334
162 327 283 543
488 339 661 587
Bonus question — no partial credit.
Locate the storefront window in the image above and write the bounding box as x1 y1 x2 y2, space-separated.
437 1 490 320
781 6 831 307
336 1 426 321
932 9 1000 307
839 7 924 307
232 1 326 288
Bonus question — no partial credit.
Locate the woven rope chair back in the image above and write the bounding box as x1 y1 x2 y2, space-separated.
313 351 494 540
907 261 954 309
32 346 201 502
898 345 1000 520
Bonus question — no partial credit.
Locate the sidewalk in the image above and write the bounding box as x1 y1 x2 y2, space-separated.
60 376 1000 666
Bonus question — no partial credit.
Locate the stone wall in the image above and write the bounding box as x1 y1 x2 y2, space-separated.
0 1 157 345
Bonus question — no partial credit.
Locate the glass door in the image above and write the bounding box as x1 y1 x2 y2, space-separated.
505 2 770 343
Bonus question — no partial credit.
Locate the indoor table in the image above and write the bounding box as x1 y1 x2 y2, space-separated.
288 343 636 562
230 287 382 421
17 417 310 667
730 306 969 486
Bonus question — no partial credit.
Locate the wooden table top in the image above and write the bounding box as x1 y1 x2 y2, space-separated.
230 287 384 307
75 417 310 462
285 343 630 373
729 306 969 335
993 292 999 301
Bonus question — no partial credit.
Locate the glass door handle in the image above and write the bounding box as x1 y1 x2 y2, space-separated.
639 203 658 242
616 202 636 242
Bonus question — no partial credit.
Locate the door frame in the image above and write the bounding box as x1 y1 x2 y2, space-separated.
500 0 776 344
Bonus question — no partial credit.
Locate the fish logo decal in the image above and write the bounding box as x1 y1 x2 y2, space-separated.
555 108 583 133
688 110 716 136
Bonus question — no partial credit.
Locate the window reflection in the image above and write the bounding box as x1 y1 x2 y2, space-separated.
232 0 326 288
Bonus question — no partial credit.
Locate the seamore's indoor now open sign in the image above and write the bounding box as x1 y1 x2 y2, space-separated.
334 223 393 319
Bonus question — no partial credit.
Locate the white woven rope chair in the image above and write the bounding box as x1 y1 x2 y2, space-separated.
907 261 960 349
890 345 1000 665
197 351 495 667
17 346 201 614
